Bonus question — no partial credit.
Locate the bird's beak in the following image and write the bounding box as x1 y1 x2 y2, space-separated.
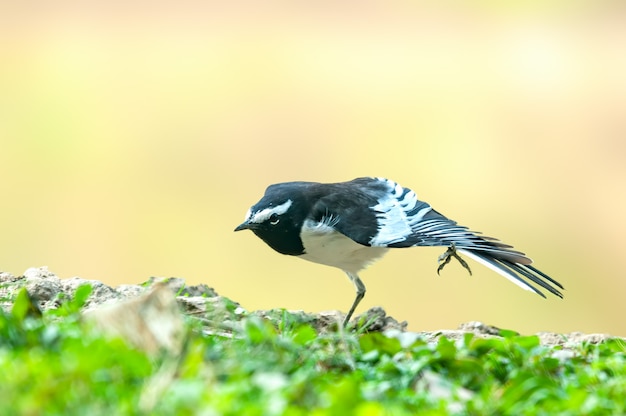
234 221 250 232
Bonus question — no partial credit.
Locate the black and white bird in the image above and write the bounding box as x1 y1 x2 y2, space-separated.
234 177 563 326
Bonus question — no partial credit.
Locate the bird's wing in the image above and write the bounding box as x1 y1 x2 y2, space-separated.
313 177 563 298
306 178 384 246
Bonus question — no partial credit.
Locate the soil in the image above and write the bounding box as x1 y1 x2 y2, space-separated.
0 266 619 347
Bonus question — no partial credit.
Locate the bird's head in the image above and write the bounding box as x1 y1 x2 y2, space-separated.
235 182 314 255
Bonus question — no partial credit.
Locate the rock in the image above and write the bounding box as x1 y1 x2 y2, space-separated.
61 277 122 309
24 266 63 303
352 306 408 332
537 331 615 346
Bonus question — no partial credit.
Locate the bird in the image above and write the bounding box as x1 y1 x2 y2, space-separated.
234 177 563 327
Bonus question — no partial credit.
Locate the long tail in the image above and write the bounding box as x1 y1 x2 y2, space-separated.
380 200 565 297
458 249 564 298
402 216 565 297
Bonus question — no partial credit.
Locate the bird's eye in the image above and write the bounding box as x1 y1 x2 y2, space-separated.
269 213 280 225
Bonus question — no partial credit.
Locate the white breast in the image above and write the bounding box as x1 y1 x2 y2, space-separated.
299 220 389 274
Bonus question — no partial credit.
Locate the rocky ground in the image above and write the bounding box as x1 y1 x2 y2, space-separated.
1 267 619 349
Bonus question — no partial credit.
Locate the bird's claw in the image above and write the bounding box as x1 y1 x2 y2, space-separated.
437 243 472 276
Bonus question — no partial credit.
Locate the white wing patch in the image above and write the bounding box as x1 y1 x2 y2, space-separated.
369 178 432 246
319 212 340 228
249 199 293 224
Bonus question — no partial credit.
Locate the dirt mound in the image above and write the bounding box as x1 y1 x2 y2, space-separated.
1 266 618 347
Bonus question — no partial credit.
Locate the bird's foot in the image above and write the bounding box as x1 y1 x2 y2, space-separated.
437 243 472 276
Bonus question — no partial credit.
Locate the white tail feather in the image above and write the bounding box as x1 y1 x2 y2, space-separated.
458 249 535 293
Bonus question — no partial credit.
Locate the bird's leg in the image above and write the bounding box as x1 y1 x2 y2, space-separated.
343 273 366 327
437 243 472 276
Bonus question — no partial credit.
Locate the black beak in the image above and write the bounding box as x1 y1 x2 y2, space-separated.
234 222 250 232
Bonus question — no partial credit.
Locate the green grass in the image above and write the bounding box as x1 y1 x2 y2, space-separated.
1 285 625 415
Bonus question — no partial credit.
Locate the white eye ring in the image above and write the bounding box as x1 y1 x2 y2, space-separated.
269 214 280 225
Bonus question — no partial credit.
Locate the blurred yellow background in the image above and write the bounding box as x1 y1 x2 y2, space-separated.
1 2 625 336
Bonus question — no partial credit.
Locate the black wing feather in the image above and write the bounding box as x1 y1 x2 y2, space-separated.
302 177 563 298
